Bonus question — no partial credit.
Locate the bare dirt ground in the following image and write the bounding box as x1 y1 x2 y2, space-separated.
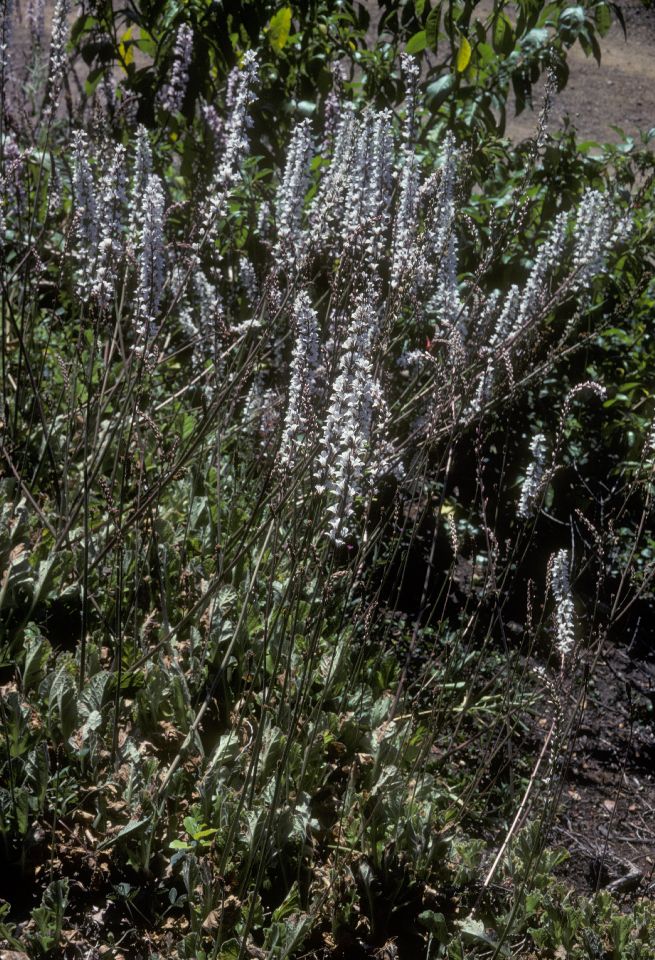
554 641 655 898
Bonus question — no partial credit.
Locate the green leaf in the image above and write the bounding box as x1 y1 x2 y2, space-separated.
97 816 151 850
456 35 472 72
70 14 97 45
457 916 507 952
558 5 586 43
562 5 586 26
30 558 57 612
406 30 427 54
118 26 134 71
194 827 218 840
296 99 316 117
80 671 112 715
268 7 292 53
595 2 611 36
414 0 427 16
586 27 602 65
522 27 550 53
13 786 29 836
138 28 157 58
181 414 196 441
216 939 240 960
80 709 102 739
492 12 515 55
419 910 448 938
84 65 106 96
183 815 201 835
169 838 192 850
271 881 302 923
610 1 627 40
426 73 455 109
50 663 77 741
22 632 49 691
426 6 441 51
25 744 49 807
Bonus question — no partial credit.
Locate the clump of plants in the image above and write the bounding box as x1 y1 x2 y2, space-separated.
1 1 654 958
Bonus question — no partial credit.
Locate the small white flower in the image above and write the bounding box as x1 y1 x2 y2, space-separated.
518 432 548 519
45 0 70 115
571 189 630 292
158 23 194 114
549 549 575 663
274 120 313 271
135 173 166 341
278 292 321 466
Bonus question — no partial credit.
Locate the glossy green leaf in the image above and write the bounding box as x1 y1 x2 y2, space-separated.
558 5 586 43
406 30 427 53
426 6 441 50
521 27 550 52
492 12 515 55
426 73 455 109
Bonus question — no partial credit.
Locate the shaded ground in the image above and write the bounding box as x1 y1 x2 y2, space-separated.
553 637 655 898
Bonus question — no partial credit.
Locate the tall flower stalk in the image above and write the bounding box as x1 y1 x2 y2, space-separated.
518 432 548 519
135 173 166 343
44 0 69 118
549 549 575 666
278 292 320 466
274 120 313 272
315 291 395 543
158 23 194 114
